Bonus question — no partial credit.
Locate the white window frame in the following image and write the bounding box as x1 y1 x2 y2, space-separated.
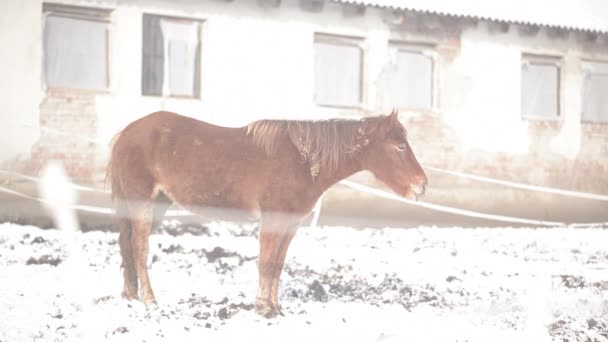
42 3 112 91
387 42 437 112
581 60 608 124
521 54 562 120
313 33 365 109
141 14 203 99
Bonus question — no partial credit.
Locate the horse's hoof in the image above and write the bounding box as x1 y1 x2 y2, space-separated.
121 290 139 301
141 292 157 306
255 299 280 318
257 305 279 318
143 297 157 306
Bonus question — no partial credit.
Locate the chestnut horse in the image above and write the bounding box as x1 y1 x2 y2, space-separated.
109 110 427 318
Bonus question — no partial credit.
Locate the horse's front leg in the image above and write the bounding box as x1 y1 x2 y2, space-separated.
269 222 299 314
256 216 299 318
118 218 138 300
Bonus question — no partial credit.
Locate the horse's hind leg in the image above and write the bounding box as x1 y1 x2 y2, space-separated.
113 195 137 299
121 192 170 303
129 202 157 305
116 200 138 300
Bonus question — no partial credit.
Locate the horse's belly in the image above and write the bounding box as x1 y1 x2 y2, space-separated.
184 204 261 223
164 187 260 222
157 171 263 222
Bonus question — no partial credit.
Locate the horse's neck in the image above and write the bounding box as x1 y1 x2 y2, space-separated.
313 157 363 195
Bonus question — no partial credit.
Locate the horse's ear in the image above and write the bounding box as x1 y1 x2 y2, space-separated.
361 110 400 141
388 109 399 125
378 109 399 136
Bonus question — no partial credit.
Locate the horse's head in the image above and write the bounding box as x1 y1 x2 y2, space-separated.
359 110 428 200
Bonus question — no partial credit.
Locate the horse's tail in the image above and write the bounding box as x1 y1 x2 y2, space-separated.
107 130 132 238
105 131 123 200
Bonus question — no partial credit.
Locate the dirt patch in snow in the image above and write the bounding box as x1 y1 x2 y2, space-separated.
0 222 607 342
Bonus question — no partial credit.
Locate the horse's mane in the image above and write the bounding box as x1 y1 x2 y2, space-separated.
247 118 368 178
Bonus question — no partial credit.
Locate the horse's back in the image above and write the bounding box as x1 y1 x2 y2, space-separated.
110 111 273 210
114 111 245 152
118 111 233 139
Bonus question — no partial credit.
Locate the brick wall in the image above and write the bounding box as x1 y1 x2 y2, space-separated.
31 89 105 184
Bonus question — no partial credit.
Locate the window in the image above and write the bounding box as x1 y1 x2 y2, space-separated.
388 45 434 110
142 14 201 97
314 34 363 108
521 55 561 119
582 61 608 123
43 4 111 90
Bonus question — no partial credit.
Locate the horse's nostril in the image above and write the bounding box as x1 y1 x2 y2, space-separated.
410 183 425 197
419 178 428 192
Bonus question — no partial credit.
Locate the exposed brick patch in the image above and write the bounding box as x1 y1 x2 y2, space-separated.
31 89 103 184
407 114 608 194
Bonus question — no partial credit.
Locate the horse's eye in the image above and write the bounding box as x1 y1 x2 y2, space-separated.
395 143 407 151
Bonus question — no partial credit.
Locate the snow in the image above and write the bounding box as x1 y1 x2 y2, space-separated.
0 221 607 342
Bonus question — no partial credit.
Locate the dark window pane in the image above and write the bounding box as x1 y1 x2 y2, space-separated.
142 14 164 96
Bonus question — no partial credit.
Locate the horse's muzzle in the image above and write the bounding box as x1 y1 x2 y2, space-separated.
409 181 427 200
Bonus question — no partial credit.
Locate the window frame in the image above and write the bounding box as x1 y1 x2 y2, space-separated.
42 3 112 92
387 41 438 112
313 33 366 109
520 53 562 121
581 59 608 124
141 13 203 99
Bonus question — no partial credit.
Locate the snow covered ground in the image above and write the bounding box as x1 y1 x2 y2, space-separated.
0 221 607 342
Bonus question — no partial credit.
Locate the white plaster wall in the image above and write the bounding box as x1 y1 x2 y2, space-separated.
550 54 583 159
438 22 607 158
445 30 529 154
2 0 607 165
78 0 398 145
0 0 43 163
